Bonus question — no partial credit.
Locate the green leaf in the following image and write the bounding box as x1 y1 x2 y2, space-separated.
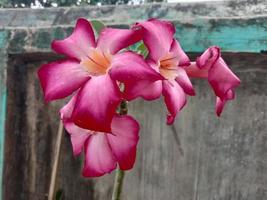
137 42 149 58
91 20 106 36
55 189 64 200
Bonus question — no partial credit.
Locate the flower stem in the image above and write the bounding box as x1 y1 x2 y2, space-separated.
119 99 128 115
111 168 125 200
111 99 127 200
48 120 64 200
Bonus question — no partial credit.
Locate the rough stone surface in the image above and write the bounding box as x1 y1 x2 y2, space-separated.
0 0 267 28
1 1 267 53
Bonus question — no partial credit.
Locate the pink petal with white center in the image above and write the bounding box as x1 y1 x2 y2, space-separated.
135 18 175 62
38 59 90 102
107 115 139 170
196 46 220 69
97 28 142 55
162 80 186 125
52 18 96 60
175 68 195 96
208 57 240 100
83 134 117 177
72 75 121 132
109 51 164 83
170 39 190 66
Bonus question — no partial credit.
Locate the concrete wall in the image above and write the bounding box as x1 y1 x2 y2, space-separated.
1 1 267 199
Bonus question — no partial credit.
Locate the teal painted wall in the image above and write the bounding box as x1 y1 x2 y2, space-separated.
0 91 6 200
0 30 9 200
174 18 267 53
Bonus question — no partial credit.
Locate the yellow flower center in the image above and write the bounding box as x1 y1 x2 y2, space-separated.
81 48 112 76
159 55 179 80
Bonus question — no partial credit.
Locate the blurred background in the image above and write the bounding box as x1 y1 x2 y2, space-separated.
0 0 267 200
0 0 222 8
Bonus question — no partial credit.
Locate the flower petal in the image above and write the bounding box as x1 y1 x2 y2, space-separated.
124 80 162 101
60 94 78 120
170 39 190 66
183 62 209 78
107 115 139 170
109 51 164 83
109 52 164 101
184 47 240 117
208 57 240 99
82 134 117 177
97 28 142 55
60 95 90 156
64 121 91 156
216 97 225 117
72 75 121 132
183 47 220 78
175 68 195 96
162 80 186 125
135 18 175 62
52 18 96 60
216 89 235 116
196 46 220 69
38 59 90 102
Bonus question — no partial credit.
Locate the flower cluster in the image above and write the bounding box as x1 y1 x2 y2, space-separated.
38 18 240 177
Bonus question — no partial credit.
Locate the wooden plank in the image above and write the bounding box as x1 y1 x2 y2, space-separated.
4 54 95 200
122 53 267 200
0 30 9 200
3 52 267 200
0 64 7 200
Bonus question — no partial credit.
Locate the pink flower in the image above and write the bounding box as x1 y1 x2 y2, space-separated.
38 18 161 132
60 95 139 177
111 19 195 124
184 46 241 116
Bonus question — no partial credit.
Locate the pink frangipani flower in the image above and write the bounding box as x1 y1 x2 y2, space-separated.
184 46 241 116
111 19 195 124
38 18 161 132
60 95 139 177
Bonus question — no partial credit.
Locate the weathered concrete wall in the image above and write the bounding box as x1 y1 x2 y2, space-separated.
1 0 267 53
1 1 267 200
1 0 267 28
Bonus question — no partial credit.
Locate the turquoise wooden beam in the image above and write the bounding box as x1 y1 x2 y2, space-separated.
4 17 267 55
0 30 9 200
174 17 267 53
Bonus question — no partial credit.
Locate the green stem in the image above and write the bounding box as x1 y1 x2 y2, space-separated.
119 99 127 115
111 168 125 200
111 99 127 200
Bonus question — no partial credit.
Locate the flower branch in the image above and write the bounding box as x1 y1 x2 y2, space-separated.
37 18 240 199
